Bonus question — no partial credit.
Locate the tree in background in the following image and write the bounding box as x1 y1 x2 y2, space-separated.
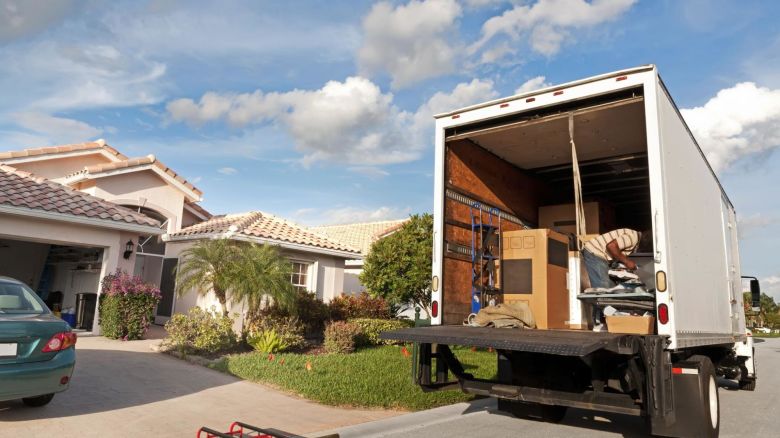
360 214 433 317
175 239 293 317
743 291 780 329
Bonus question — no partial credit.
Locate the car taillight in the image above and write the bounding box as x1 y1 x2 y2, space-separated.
431 301 439 318
42 332 77 352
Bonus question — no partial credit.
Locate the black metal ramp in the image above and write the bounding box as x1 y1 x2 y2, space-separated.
381 326 632 356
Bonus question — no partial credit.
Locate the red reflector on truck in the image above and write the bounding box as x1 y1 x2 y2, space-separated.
616 75 628 81
658 304 669 324
672 367 698 375
525 97 535 103
431 301 439 318
553 90 564 96
451 114 460 119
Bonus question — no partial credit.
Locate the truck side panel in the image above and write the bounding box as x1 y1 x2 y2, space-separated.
656 82 736 344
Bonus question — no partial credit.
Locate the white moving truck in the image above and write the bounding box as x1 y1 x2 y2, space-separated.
384 65 760 438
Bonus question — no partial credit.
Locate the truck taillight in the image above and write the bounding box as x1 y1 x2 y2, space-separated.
431 301 438 318
658 304 669 324
42 332 77 352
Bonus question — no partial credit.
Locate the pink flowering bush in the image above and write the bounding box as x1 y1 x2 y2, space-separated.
98 270 161 340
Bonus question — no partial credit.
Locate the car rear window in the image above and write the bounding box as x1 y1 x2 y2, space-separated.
0 281 46 314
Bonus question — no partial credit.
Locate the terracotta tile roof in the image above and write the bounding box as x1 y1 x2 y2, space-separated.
168 211 360 255
0 140 127 161
66 154 203 198
311 219 409 255
0 164 160 228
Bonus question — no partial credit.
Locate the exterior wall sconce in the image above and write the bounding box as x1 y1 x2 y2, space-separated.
123 240 135 259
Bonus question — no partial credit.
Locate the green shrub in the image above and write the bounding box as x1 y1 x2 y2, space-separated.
329 293 392 320
98 270 161 340
253 290 330 337
164 307 237 355
247 329 290 353
324 321 361 354
246 315 305 351
350 318 415 346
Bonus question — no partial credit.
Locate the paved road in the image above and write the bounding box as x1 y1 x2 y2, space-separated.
0 328 396 438
325 338 780 438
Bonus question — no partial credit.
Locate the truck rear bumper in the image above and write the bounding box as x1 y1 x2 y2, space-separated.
381 325 638 356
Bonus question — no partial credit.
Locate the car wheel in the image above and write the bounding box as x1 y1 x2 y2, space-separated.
22 393 55 407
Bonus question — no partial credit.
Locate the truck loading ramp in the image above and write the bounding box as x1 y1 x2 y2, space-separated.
381 326 639 356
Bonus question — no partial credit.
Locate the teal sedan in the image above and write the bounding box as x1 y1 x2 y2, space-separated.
0 277 76 407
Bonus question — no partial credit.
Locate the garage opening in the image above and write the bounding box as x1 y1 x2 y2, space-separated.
0 238 103 332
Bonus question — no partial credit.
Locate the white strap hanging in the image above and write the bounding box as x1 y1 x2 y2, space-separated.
570 113 587 249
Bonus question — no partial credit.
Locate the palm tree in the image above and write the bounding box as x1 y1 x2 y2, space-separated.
175 239 295 318
175 239 243 317
232 243 295 314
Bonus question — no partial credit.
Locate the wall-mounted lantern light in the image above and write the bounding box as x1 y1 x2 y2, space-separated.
123 240 135 259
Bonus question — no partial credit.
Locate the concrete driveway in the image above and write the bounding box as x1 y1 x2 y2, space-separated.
0 327 397 437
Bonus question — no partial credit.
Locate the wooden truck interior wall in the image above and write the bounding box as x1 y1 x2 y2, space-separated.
442 88 653 326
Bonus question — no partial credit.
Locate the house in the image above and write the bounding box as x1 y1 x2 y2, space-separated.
0 140 210 330
312 219 408 293
163 211 361 329
0 140 369 333
0 164 162 333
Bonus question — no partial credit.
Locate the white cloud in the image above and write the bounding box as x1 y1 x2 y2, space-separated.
681 82 780 172
514 75 552 94
762 275 780 302
357 0 462 88
471 0 636 57
168 77 499 167
738 214 780 239
11 112 102 143
0 40 167 112
413 78 499 133
217 167 238 175
0 0 75 43
348 166 390 178
298 206 410 226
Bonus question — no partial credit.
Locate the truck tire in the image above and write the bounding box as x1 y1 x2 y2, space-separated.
497 399 568 423
689 355 720 438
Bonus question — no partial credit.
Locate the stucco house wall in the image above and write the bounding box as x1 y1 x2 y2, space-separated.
9 154 112 181
77 171 185 233
164 240 347 332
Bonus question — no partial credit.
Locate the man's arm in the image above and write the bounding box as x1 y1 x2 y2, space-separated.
606 240 637 270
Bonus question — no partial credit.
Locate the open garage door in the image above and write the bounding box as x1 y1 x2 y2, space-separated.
0 238 103 331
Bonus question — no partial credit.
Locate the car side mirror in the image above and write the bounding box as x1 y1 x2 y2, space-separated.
750 279 761 310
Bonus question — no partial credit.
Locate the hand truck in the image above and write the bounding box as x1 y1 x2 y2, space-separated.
197 421 339 438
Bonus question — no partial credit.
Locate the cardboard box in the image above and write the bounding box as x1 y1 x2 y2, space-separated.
502 229 569 329
605 315 655 335
538 202 615 235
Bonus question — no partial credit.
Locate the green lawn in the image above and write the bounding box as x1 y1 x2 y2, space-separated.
211 345 497 411
753 332 780 338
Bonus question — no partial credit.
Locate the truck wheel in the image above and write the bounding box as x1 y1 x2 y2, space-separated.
497 399 568 423
22 393 55 407
690 356 720 438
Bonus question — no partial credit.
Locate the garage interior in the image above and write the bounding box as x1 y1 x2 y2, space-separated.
0 238 103 331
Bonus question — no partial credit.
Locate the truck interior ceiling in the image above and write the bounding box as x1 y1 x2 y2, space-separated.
443 86 655 327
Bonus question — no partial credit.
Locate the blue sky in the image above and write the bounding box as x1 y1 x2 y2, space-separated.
1 0 779 298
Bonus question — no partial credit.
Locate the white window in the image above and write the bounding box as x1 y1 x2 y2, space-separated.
291 261 311 293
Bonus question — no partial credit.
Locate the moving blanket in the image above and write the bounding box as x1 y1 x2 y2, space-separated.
472 302 536 329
